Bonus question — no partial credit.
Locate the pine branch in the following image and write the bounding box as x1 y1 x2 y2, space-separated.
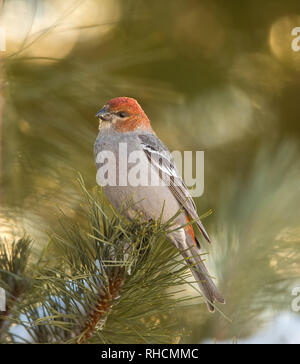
0 180 197 344
77 268 124 344
0 238 32 339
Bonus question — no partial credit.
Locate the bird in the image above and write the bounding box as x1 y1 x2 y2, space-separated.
94 97 224 311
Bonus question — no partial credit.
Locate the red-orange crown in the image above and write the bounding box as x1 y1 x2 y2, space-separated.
106 97 151 132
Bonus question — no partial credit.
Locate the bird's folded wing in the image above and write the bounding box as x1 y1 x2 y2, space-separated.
138 134 210 243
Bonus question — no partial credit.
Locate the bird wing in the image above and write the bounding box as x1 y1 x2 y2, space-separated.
138 133 210 243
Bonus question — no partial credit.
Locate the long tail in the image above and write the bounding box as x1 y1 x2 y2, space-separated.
186 244 225 312
171 229 225 312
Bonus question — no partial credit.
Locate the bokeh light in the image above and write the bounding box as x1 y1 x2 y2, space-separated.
0 0 120 61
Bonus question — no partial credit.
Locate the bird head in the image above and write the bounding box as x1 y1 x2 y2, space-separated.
96 97 152 133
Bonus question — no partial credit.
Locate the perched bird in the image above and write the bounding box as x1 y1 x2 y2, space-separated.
94 97 224 311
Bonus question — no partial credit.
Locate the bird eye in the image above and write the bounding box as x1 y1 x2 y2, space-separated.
118 111 127 118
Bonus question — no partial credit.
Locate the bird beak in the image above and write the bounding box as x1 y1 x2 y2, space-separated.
96 106 111 122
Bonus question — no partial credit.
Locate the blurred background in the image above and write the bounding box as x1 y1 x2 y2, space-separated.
1 0 300 343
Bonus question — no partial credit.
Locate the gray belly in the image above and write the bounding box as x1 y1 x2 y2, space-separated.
104 185 184 225
95 133 185 226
